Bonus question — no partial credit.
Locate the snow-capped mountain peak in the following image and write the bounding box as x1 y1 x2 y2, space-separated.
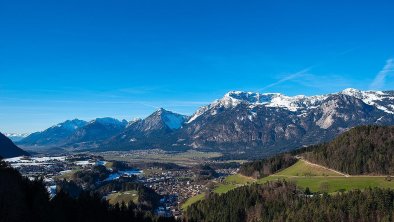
4 133 30 137
340 88 362 96
338 88 394 114
51 119 87 131
4 133 30 142
126 118 142 128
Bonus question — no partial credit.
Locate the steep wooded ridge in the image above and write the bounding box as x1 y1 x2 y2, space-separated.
302 125 394 175
0 132 29 158
17 89 394 158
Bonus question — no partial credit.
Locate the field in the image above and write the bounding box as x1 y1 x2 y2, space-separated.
275 159 343 176
224 174 256 184
257 159 394 193
181 193 205 210
100 149 223 166
213 174 255 193
258 176 394 193
106 190 139 205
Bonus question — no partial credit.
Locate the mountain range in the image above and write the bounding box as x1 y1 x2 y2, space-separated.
4 133 30 142
16 88 394 158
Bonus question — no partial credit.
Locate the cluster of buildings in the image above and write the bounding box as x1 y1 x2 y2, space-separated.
140 168 220 217
5 154 239 218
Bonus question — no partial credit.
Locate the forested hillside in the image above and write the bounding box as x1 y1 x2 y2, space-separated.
302 125 394 175
0 132 29 158
239 153 297 178
185 180 394 222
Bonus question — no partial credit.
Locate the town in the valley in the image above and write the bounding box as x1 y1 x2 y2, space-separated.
4 151 238 218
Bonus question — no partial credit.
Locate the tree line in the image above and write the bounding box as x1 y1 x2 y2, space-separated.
239 153 297 178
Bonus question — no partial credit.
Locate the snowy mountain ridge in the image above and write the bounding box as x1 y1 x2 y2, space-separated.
187 88 394 123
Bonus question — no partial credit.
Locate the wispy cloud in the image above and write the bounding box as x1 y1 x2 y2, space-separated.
258 47 363 93
369 58 394 90
259 68 312 91
258 68 354 94
291 73 352 92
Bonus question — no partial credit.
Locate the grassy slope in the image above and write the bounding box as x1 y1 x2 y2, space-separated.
258 176 394 193
181 193 205 210
275 159 342 176
182 174 255 210
213 174 255 194
258 160 394 193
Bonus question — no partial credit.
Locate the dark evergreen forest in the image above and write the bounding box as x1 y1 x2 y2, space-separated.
185 180 394 222
0 159 176 222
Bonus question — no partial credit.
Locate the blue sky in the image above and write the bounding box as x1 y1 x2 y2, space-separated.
1 0 394 133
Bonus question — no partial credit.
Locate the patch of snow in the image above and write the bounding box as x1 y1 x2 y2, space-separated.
104 169 142 182
96 160 107 166
162 113 186 129
376 116 384 122
4 156 24 162
33 156 66 162
60 170 72 175
187 106 209 123
47 185 57 198
4 156 66 166
49 119 87 131
126 118 142 127
375 105 394 114
4 133 30 142
74 160 95 166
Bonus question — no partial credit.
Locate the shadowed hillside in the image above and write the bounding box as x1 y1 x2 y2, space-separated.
0 132 29 158
301 125 394 175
